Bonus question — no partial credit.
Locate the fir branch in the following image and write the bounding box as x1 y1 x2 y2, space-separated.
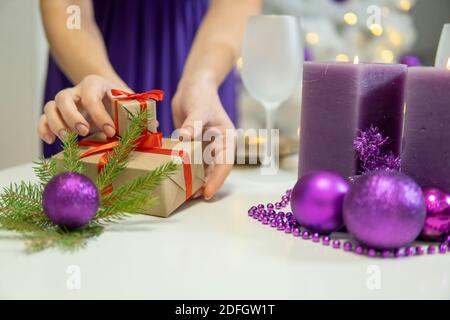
60 131 84 173
22 224 103 253
95 109 149 192
98 161 180 221
0 182 43 216
32 157 57 186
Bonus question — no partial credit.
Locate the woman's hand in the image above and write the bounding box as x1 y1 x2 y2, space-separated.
38 75 122 144
172 78 236 201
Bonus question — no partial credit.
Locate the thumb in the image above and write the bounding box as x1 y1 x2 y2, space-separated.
179 111 205 141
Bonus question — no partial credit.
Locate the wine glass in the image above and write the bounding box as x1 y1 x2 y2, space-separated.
435 23 450 68
241 15 303 170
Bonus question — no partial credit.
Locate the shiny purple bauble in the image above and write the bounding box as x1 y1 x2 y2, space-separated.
43 172 99 228
291 171 349 233
421 188 450 240
343 170 426 249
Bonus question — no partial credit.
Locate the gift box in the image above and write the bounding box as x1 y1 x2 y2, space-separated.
53 133 205 218
107 89 164 137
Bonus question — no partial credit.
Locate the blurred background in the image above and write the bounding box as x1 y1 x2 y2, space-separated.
0 0 449 169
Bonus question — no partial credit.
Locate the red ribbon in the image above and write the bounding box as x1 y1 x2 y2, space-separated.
78 132 193 199
111 89 164 134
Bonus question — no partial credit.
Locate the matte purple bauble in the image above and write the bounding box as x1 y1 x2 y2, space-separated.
421 188 450 240
291 171 349 233
43 172 99 228
343 170 426 249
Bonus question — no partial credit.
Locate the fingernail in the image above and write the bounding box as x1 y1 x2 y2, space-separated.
179 128 193 140
58 130 67 139
43 134 54 144
103 124 116 137
204 194 213 201
75 123 89 136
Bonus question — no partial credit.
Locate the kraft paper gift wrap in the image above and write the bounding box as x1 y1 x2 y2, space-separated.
107 89 163 137
53 133 205 218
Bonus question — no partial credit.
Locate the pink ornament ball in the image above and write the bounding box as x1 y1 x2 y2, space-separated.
43 172 99 228
421 188 450 240
291 171 349 233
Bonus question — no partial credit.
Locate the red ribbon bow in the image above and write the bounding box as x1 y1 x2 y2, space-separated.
111 89 164 102
111 89 164 135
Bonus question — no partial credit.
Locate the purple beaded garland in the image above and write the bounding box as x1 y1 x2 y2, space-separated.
247 186 448 259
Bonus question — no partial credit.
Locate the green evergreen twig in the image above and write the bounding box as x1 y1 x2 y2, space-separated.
32 157 57 186
60 131 84 173
97 161 180 221
0 109 180 253
95 109 148 192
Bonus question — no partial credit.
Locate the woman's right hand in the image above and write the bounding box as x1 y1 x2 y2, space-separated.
38 75 121 144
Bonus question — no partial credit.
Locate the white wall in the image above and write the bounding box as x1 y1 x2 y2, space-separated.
0 0 47 169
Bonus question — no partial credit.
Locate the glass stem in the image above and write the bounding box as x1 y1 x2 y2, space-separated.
263 103 279 167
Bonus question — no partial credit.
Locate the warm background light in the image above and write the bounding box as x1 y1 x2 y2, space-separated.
381 49 394 62
344 12 358 25
353 56 360 64
369 24 384 36
305 32 319 45
398 0 412 11
336 54 350 62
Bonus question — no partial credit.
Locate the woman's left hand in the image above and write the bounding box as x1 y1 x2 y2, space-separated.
172 79 236 200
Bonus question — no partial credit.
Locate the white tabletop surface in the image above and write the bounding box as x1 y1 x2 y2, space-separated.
1 157 450 300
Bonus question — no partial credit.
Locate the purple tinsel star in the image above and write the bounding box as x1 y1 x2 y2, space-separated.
353 126 401 173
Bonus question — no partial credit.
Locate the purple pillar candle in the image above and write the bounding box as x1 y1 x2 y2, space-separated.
402 67 450 192
298 61 406 178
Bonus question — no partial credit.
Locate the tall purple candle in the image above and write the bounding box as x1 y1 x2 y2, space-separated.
402 66 450 192
298 61 406 178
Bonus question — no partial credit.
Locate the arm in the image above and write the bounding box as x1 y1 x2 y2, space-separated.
38 0 128 142
178 0 261 90
40 0 126 87
172 0 261 199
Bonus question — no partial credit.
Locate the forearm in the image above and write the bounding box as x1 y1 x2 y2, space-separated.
179 0 261 89
40 0 126 88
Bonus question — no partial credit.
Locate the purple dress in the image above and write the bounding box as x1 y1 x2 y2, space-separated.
43 0 237 157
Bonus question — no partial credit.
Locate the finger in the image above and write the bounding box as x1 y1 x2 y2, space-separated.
44 100 69 139
37 114 56 144
149 119 159 132
203 163 233 200
191 187 204 199
55 89 90 136
80 86 115 137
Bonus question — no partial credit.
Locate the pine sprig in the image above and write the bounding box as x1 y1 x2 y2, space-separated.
60 131 84 173
32 157 57 186
0 109 179 253
96 109 148 192
22 224 104 253
98 161 180 221
0 182 43 216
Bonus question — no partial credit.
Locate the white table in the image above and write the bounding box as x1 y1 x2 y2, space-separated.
1 158 449 299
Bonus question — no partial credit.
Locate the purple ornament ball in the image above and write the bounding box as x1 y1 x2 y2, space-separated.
400 54 422 67
291 171 349 233
421 188 450 240
43 172 99 228
343 170 426 249
304 47 313 61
